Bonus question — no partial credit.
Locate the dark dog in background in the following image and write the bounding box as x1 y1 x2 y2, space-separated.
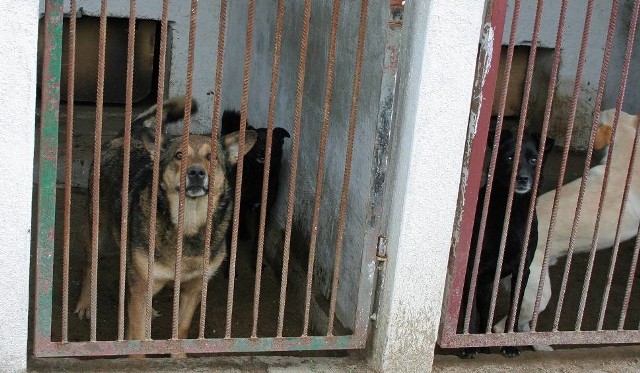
74 97 256 354
220 110 290 274
461 130 554 358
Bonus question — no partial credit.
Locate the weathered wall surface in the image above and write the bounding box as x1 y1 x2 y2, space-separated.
1 1 40 371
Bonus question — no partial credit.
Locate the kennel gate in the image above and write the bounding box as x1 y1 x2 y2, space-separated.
439 0 640 349
34 0 401 357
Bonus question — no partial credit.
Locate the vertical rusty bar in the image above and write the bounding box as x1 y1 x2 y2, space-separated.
226 0 256 339
462 0 519 334
251 0 286 339
599 119 640 330
595 0 640 331
327 0 368 336
506 0 568 333
145 0 170 340
199 0 228 340
35 0 63 353
548 0 595 332
172 0 199 340
486 0 545 332
302 0 341 337
117 0 136 342
277 0 313 338
89 0 109 342
531 0 620 330
618 229 640 329
61 0 77 344
574 0 638 331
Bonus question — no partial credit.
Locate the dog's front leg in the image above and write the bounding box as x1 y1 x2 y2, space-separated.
169 278 204 359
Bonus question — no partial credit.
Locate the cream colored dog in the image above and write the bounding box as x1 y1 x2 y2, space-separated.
494 109 640 349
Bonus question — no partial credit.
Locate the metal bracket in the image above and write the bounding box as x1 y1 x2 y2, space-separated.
370 236 388 321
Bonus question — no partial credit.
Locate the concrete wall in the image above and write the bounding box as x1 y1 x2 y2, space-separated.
256 0 388 330
0 1 40 371
369 0 485 371
502 0 614 150
603 0 640 115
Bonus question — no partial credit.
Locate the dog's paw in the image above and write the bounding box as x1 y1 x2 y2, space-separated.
500 346 521 358
74 300 91 320
460 348 478 359
532 344 554 352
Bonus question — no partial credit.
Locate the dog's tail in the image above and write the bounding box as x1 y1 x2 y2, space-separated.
132 96 198 153
134 96 199 130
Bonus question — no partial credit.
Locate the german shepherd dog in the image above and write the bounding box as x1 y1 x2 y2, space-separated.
461 130 553 358
220 110 290 272
74 97 257 346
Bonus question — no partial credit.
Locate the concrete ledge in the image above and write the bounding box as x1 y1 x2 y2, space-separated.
29 355 374 373
433 346 640 372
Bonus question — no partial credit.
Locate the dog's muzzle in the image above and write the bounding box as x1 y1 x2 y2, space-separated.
515 175 532 194
185 165 209 198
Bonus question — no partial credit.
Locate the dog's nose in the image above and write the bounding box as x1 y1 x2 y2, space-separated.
516 175 530 184
187 165 207 180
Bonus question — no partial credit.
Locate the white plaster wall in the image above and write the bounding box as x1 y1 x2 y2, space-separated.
0 1 39 371
369 1 485 371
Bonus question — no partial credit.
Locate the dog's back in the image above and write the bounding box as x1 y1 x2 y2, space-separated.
536 110 640 258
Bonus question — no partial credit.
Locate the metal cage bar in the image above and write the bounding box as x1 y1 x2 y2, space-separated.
440 0 640 349
34 0 388 357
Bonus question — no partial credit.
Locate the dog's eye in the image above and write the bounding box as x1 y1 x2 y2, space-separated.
530 157 537 164
507 156 513 162
206 153 211 161
175 151 182 160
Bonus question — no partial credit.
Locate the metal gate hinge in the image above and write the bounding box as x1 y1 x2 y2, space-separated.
371 236 388 322
376 235 388 261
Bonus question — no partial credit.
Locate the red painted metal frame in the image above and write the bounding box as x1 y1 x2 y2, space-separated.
439 0 640 348
438 0 508 347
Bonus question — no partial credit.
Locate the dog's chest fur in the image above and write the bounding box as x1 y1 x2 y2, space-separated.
473 185 538 277
129 179 233 278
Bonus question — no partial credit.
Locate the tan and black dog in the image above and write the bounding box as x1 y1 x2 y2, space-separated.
74 97 256 344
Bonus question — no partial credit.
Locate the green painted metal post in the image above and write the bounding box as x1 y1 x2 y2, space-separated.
34 0 63 356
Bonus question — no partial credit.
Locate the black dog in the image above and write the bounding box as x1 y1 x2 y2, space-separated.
220 110 290 274
461 130 554 358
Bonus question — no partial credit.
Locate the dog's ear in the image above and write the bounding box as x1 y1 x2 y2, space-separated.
274 127 291 139
221 110 241 136
222 130 258 167
594 125 612 150
529 133 555 163
488 129 512 148
544 136 555 156
140 129 163 155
